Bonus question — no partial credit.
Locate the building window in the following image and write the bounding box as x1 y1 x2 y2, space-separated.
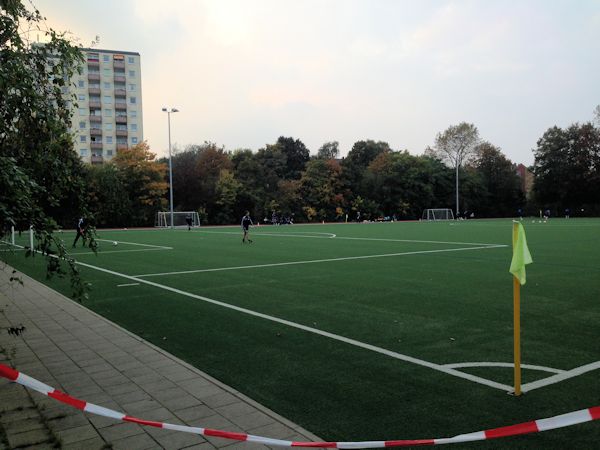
103 96 112 104
79 108 86 116
80 135 87 143
129 96 136 104
131 137 138 144
130 123 137 131
128 84 136 91
103 54 110 62
103 68 111 77
103 82 111 89
104 109 112 117
79 121 86 129
78 80 85 88
80 149 88 157
106 136 113 144
129 110 137 118
78 94 86 101
105 124 113 131
107 150 113 156
128 70 135 77
128 56 135 64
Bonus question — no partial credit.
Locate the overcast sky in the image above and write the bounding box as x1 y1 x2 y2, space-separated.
32 0 600 165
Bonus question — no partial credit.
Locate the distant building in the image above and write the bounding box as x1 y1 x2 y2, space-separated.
516 163 534 198
71 48 143 164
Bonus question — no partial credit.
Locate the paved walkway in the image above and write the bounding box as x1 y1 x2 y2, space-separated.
0 266 320 449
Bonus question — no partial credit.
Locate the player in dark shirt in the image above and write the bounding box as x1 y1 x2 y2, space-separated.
72 217 85 248
241 211 253 244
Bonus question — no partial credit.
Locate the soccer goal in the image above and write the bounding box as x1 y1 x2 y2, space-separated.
155 211 201 228
422 208 455 221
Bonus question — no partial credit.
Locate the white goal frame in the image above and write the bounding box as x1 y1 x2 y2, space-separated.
155 211 201 228
422 208 455 221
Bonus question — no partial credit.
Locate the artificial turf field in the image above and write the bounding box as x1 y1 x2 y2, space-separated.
3 218 600 448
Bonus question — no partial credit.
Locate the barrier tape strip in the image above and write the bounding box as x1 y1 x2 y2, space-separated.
1 363 598 448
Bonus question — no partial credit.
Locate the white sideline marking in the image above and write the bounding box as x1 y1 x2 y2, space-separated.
71 259 512 392
199 230 502 247
117 283 140 287
443 362 564 374
133 244 507 278
521 361 600 392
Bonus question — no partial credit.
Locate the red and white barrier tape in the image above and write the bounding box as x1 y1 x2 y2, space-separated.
1 363 598 448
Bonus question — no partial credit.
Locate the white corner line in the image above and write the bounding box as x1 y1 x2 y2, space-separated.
443 362 565 374
521 361 600 393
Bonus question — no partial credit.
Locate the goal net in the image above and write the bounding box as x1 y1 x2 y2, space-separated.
422 209 455 221
155 211 201 228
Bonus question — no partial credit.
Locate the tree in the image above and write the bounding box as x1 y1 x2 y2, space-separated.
112 141 168 226
342 140 391 198
1 0 92 299
594 105 600 127
470 142 524 217
299 158 344 221
426 122 480 216
86 164 130 227
317 141 340 160
214 169 242 224
533 123 600 213
272 136 310 180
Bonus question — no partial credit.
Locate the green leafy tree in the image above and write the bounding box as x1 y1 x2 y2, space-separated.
342 140 391 200
272 136 310 180
85 164 130 227
299 159 344 221
112 141 168 226
214 169 242 224
470 142 524 217
533 123 600 214
426 122 480 216
1 0 93 299
317 141 340 160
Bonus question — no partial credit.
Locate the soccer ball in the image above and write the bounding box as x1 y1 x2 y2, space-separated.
113 241 118 246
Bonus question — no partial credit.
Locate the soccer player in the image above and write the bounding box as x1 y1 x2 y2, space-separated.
241 211 253 243
72 217 85 248
185 214 192 230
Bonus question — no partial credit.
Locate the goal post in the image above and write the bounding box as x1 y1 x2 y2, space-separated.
155 211 201 228
422 208 455 221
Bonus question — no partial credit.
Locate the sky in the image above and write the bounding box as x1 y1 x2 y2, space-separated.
31 0 600 165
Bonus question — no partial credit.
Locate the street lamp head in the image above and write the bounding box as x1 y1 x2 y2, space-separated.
172 108 179 113
161 107 167 112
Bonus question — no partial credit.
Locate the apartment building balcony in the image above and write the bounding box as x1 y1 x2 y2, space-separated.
90 128 102 136
116 144 128 151
116 129 128 137
115 102 127 110
89 115 102 123
90 142 103 150
90 155 104 164
88 73 100 82
88 87 101 95
88 101 102 109
114 75 126 83
87 60 99 68
115 115 127 124
114 88 126 96
113 60 125 69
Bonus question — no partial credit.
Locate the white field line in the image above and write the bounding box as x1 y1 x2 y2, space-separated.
443 362 564 374
133 244 507 278
70 258 514 392
521 361 600 393
117 283 140 287
73 248 172 256
198 230 503 247
95 239 172 249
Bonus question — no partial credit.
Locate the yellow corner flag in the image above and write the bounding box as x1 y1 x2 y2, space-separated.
509 222 533 285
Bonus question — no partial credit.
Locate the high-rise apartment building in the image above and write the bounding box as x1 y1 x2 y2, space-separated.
71 48 143 164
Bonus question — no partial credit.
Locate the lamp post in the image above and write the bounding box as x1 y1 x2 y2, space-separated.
162 107 179 229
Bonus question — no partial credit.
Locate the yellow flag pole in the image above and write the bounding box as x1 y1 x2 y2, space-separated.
512 222 522 396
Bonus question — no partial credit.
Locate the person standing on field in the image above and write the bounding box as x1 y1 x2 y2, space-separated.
241 211 253 244
72 217 86 248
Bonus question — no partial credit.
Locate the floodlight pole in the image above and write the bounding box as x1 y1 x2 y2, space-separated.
455 162 459 218
162 107 179 229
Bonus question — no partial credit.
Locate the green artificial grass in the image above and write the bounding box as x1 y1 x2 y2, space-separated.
3 218 600 448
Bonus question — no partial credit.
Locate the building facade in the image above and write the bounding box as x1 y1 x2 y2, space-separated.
71 48 143 164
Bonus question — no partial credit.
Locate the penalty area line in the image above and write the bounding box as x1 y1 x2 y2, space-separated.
133 244 507 278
